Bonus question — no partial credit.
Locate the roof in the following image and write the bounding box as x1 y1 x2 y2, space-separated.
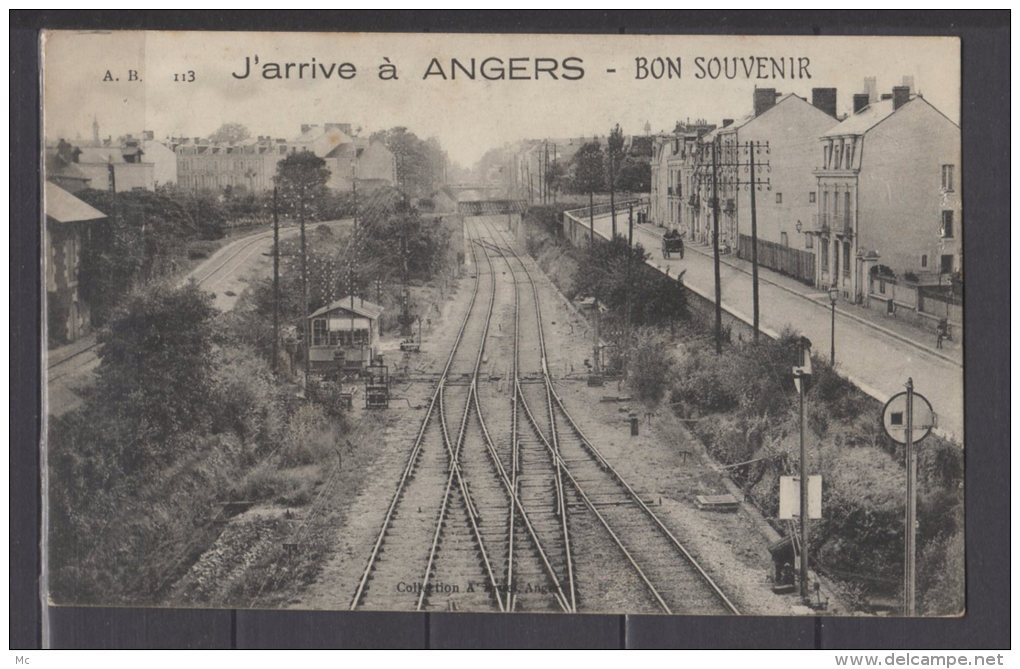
45 182 107 224
77 147 126 163
44 150 91 182
711 112 756 137
819 96 943 138
309 296 384 320
822 97 899 137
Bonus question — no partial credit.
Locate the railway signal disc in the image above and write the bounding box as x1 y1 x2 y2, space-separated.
881 391 936 445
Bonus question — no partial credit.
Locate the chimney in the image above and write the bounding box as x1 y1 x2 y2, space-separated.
722 118 734 127
892 85 910 110
880 93 893 101
753 87 778 116
853 93 870 114
864 76 878 103
811 87 837 117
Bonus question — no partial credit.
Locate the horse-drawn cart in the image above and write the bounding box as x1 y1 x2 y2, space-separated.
662 231 685 259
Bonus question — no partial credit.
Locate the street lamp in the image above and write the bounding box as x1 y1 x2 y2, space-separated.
828 286 839 366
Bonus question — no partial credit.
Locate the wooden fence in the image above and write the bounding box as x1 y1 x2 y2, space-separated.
737 234 815 285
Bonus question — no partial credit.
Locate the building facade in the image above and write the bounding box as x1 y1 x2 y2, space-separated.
141 132 179 187
306 296 384 374
810 88 961 312
726 91 840 283
175 124 395 194
175 136 289 192
76 144 155 192
44 182 107 344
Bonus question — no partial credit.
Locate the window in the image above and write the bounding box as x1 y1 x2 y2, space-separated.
940 255 954 274
843 242 851 277
941 164 955 192
921 254 928 268
775 192 783 204
781 232 789 247
941 210 954 238
809 191 816 203
821 239 829 271
805 233 813 249
312 319 327 346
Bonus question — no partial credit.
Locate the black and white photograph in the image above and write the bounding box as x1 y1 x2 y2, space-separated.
40 29 965 619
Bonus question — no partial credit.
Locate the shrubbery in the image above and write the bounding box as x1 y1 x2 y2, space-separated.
47 282 348 604
522 209 965 615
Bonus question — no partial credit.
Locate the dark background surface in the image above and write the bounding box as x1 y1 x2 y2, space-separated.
11 10 1009 649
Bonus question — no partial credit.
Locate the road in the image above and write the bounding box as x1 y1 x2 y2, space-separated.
45 219 351 416
585 212 964 442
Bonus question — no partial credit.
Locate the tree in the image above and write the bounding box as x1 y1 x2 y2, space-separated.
572 142 605 194
275 151 331 385
615 157 652 192
274 152 331 215
607 124 626 236
544 160 566 198
208 122 252 144
94 283 217 449
76 188 204 325
370 127 447 197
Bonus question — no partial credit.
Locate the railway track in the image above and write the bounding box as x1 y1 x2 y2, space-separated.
484 220 740 615
46 225 286 384
350 223 565 612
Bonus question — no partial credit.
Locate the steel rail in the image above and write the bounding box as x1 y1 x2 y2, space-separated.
548 387 741 615
416 234 505 611
486 222 577 612
471 388 571 613
188 227 277 287
349 224 487 610
471 220 572 611
515 381 672 613
491 226 740 616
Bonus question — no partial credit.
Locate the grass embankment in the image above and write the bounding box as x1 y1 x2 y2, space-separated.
48 194 461 607
521 205 964 615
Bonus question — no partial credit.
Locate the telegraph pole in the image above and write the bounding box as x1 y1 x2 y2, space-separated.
589 190 595 245
710 139 723 355
904 377 917 616
272 187 280 373
749 142 761 342
609 145 617 238
695 139 771 350
299 182 309 393
793 337 813 601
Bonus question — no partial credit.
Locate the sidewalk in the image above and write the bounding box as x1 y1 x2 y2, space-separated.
585 212 963 442
637 223 962 367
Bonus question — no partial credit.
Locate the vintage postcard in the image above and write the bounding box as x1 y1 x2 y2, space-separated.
42 30 963 617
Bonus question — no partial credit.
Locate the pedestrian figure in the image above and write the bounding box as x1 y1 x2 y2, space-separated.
678 237 685 259
936 321 946 349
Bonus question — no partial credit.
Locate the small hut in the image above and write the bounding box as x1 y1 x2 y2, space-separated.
306 296 383 374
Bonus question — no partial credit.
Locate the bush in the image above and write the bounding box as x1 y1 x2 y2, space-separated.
628 330 675 405
813 446 905 587
280 404 337 467
210 347 285 450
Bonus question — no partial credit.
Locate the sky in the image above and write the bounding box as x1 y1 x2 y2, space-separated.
42 31 960 168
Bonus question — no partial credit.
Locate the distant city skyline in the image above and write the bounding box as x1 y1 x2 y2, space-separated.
43 31 959 167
